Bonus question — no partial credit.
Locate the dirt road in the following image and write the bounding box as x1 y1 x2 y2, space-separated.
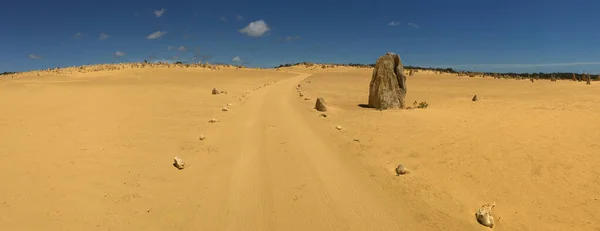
184 74 407 230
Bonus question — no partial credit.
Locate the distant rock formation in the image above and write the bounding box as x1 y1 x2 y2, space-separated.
368 52 407 109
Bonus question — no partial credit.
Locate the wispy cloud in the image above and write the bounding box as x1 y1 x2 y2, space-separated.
154 8 166 17
168 46 175 51
28 54 43 60
236 15 244 21
232 56 242 62
408 22 420 28
220 16 227 22
239 20 270 37
388 21 400 26
115 51 126 57
74 32 82 38
441 62 600 68
147 31 167 40
284 36 301 41
99 32 110 40
177 46 187 52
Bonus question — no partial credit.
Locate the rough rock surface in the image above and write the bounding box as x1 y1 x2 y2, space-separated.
475 202 496 228
395 164 409 175
368 52 407 109
173 156 186 170
315 98 328 112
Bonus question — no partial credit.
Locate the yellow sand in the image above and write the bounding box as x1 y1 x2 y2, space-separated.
1 65 599 230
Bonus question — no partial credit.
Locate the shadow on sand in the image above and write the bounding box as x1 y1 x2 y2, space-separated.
358 104 371 108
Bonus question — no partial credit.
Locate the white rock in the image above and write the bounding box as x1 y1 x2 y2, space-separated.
475 202 496 228
199 134 206 140
173 156 186 170
335 125 342 130
395 164 409 175
227 103 232 106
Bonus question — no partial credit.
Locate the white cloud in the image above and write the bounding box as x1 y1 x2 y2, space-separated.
239 20 270 37
28 54 42 60
147 31 167 40
154 8 166 17
220 16 227 21
408 22 420 28
168 46 175 51
74 32 82 38
232 56 242 62
99 32 110 40
177 46 187 52
388 21 400 26
236 15 244 21
115 51 126 57
284 36 301 41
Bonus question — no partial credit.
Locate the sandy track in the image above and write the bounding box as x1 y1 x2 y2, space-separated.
188 74 408 230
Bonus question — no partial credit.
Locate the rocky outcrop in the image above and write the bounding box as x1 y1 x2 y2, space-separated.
368 52 407 109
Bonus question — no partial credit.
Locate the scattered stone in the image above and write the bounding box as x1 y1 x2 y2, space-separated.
353 139 360 143
395 164 409 175
475 202 496 228
222 107 229 112
320 113 328 118
199 134 206 140
173 156 186 170
304 98 311 100
368 52 407 109
299 93 304 97
335 125 342 130
315 98 328 112
472 95 478 102
212 88 220 95
220 90 228 94
209 118 219 123
227 103 232 106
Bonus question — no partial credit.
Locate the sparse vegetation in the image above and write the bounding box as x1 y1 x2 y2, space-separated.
417 101 429 109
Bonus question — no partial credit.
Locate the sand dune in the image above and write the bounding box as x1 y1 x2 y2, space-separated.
1 65 599 230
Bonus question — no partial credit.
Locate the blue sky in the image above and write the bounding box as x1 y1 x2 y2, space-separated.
2 0 600 73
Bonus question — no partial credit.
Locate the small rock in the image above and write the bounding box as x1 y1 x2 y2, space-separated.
227 103 233 106
199 134 206 140
395 164 409 175
353 139 360 143
304 98 311 101
212 88 220 95
315 98 328 112
299 93 304 97
222 107 229 112
472 95 478 102
220 90 228 94
475 202 496 228
320 113 328 118
209 118 219 123
335 125 342 130
173 156 186 170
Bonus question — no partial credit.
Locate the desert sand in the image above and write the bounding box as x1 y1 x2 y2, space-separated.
1 64 599 231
